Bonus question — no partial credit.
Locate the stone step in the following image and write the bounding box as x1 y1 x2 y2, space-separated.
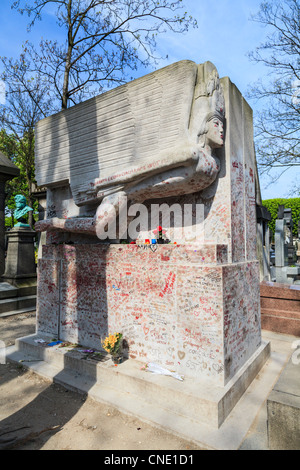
260 307 300 320
260 282 300 301
0 282 18 299
5 342 216 448
261 298 300 314
7 334 226 428
261 313 300 337
0 295 36 314
260 282 300 336
6 333 270 432
0 306 36 319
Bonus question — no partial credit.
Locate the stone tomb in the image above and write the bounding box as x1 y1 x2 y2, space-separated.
272 216 300 284
30 61 270 426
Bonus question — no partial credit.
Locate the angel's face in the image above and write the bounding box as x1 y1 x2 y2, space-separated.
205 117 224 148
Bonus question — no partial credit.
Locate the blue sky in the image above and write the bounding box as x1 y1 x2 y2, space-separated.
0 0 298 200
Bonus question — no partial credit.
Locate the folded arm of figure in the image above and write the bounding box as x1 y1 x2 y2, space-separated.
78 144 200 199
35 114 224 236
34 217 96 234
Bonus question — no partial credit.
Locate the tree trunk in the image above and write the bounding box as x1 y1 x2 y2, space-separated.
62 3 73 110
62 64 70 110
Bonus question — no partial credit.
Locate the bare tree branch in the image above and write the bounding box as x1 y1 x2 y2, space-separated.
12 0 197 109
247 0 300 193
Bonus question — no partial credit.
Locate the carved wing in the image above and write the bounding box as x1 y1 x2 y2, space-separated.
35 61 198 205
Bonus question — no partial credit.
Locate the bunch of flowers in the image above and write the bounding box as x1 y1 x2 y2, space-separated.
102 332 123 356
153 225 167 241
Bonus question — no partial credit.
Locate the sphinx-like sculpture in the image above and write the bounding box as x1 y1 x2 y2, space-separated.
31 60 267 403
34 61 225 237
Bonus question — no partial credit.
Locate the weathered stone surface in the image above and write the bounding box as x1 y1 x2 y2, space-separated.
34 60 265 390
37 244 261 386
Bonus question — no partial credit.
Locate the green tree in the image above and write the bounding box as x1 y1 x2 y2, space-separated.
0 129 20 227
262 197 300 238
12 0 197 110
0 129 38 228
247 0 300 191
0 53 51 227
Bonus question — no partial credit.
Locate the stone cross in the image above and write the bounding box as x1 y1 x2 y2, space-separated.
275 218 289 268
273 215 300 284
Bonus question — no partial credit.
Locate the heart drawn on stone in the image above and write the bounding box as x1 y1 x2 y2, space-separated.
177 351 185 360
143 325 149 335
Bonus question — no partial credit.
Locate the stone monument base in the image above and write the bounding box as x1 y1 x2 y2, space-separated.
2 226 37 296
260 281 300 336
6 332 270 430
0 226 37 315
0 276 37 296
37 243 263 387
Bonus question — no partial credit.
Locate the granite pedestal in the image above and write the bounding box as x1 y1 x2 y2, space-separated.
2 227 37 298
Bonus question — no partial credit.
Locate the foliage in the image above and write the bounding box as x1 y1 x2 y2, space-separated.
247 0 300 190
0 129 38 228
262 197 300 238
0 51 55 227
12 0 197 110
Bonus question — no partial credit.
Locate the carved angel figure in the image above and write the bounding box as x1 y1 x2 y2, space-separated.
34 61 225 238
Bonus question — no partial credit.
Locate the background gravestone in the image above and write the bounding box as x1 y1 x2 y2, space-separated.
0 152 36 314
2 195 37 296
272 215 300 284
0 151 19 276
283 208 296 265
256 205 271 281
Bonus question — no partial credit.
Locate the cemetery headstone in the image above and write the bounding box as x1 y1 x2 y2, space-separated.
272 213 300 284
0 152 19 276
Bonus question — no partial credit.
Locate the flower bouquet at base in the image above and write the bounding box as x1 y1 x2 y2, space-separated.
152 226 170 244
102 333 123 364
